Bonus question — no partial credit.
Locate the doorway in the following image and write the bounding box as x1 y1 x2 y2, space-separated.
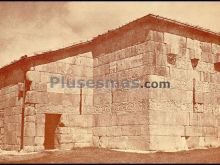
44 114 61 150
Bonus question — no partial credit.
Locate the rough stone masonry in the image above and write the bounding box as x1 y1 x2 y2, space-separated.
0 14 220 152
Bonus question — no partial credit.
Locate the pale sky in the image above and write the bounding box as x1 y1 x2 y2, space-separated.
0 2 220 67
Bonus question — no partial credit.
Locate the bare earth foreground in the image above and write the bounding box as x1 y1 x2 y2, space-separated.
0 147 220 163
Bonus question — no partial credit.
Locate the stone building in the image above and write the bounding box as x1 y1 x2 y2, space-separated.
0 14 220 152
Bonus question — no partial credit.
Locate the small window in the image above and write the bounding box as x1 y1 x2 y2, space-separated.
167 53 177 65
214 62 220 72
214 53 220 72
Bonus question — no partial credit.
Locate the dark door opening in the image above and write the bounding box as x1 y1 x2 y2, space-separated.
44 114 61 150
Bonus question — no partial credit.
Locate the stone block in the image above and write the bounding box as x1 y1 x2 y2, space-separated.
218 127 220 137
103 136 123 149
145 41 166 54
25 106 36 116
92 136 100 147
35 137 44 145
117 112 147 126
203 127 217 137
62 114 94 128
36 114 45 124
93 114 112 127
23 146 35 152
201 52 213 63
24 122 35 137
130 54 143 68
121 125 141 136
212 43 220 54
146 30 164 42
34 146 44 152
150 135 187 151
204 137 219 148
112 90 127 103
185 136 200 149
150 125 185 136
149 111 189 126
200 42 212 53
62 94 74 106
58 134 73 143
83 95 93 106
36 124 45 137
56 127 71 134
93 93 112 105
126 136 149 150
106 126 122 137
24 137 35 146
99 137 109 148
199 113 215 127
185 126 203 136
214 53 220 63
48 93 63 105
92 127 107 136
142 52 156 65
64 87 80 95
25 91 48 104
72 133 93 143
71 127 91 135
156 53 166 66
25 116 35 122
40 72 50 83
164 33 186 54
74 142 92 148
26 71 41 82
195 92 204 103
0 120 3 127
136 43 145 55
187 38 195 49
58 143 74 150
30 82 47 92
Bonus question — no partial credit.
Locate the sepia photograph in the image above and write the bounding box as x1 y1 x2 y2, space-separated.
0 1 220 163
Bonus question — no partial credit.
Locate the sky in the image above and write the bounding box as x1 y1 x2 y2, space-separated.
0 1 220 68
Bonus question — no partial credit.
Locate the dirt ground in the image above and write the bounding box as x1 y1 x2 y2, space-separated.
0 147 220 163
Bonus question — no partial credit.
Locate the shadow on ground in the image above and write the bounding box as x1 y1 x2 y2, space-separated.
0 147 220 163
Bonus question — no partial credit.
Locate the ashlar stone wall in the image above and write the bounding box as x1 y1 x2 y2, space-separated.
23 52 94 152
0 84 23 150
147 31 220 151
92 28 220 151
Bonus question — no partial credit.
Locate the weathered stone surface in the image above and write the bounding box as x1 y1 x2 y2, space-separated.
36 124 44 137
204 137 220 148
24 137 35 146
72 134 93 143
61 114 94 128
58 143 74 150
24 122 35 137
150 136 187 151
25 91 48 104
35 137 44 145
185 126 203 137
185 136 200 149
26 71 41 82
30 82 47 92
150 125 185 136
121 125 141 136
58 134 73 143
23 146 35 152
146 30 164 42
149 111 189 126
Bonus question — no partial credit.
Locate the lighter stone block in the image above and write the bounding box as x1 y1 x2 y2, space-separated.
26 71 41 82
150 125 185 136
150 136 187 151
